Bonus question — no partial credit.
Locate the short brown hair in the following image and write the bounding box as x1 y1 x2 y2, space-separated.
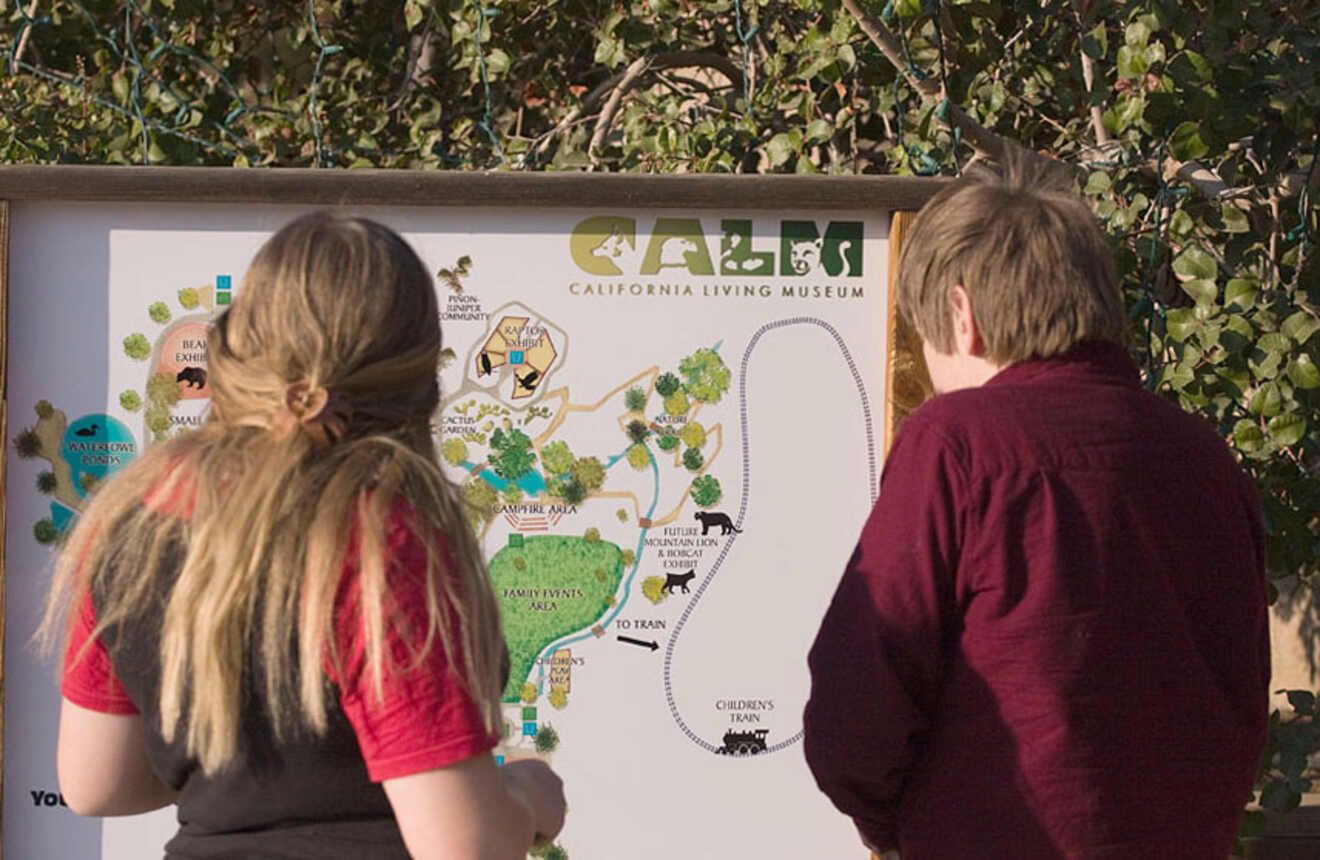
897 157 1127 364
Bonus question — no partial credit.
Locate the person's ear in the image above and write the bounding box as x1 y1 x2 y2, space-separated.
948 285 986 358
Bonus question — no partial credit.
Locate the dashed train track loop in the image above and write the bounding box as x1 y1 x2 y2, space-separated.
662 317 879 755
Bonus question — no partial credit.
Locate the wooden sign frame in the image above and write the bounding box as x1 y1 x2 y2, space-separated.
0 166 940 859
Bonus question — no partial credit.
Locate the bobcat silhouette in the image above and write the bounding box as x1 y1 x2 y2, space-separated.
176 366 207 389
694 511 740 535
788 237 823 275
662 569 696 594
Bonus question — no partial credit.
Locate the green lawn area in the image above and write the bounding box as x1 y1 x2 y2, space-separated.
491 534 623 701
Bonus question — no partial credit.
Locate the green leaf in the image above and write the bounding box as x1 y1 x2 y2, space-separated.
1085 23 1108 59
594 37 624 67
1117 44 1149 78
895 0 922 17
1281 311 1320 345
1185 51 1210 79
1169 121 1208 161
1221 204 1249 233
1287 354 1320 389
1084 171 1111 196
1168 208 1194 238
1249 381 1282 417
1172 246 1217 281
1165 308 1199 342
1125 19 1151 46
1082 33 1104 60
1216 365 1249 396
1112 93 1145 133
1162 361 1194 390
1233 419 1266 453
1225 278 1259 310
404 0 424 31
766 133 795 167
805 119 832 144
1180 278 1218 306
1259 332 1293 355
485 48 510 77
1268 413 1306 447
837 44 856 72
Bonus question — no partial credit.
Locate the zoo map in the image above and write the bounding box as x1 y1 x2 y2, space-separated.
6 209 889 860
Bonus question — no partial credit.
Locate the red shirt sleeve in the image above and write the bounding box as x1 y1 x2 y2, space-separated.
60 590 140 715
802 413 964 852
328 519 499 783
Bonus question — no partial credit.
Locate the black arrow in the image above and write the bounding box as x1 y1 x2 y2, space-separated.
617 635 659 651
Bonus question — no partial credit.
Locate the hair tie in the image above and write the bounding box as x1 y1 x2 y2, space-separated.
271 381 351 445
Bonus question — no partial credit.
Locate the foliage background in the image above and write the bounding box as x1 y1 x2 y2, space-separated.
4 0 1319 830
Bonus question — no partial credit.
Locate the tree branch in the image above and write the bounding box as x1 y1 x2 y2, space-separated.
1069 0 1112 149
11 0 42 75
590 56 653 168
842 0 1024 166
388 17 436 112
525 51 743 169
843 0 1277 206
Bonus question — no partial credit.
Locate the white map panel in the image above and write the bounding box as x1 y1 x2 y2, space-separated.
4 201 889 860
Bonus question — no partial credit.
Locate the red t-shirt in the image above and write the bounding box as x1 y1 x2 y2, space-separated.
61 504 497 783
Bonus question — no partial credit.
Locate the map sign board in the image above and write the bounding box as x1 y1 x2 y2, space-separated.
0 168 937 860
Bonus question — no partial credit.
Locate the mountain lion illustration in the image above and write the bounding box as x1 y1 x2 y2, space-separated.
694 511 741 535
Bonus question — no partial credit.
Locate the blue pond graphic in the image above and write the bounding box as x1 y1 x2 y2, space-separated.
60 414 138 498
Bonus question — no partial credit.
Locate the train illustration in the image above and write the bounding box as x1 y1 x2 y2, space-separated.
715 728 769 756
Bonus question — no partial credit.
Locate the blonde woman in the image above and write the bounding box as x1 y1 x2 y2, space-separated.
43 213 566 859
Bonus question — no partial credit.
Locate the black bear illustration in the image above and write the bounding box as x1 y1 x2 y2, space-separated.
694 511 740 535
176 366 207 389
74 423 99 437
662 569 696 594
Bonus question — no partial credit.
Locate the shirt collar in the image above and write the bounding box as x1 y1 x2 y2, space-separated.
985 340 1142 389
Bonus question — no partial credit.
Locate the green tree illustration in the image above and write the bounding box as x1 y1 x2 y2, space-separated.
624 386 647 412
682 447 704 472
626 443 650 470
678 347 730 404
626 419 651 444
119 390 143 412
655 372 681 397
540 440 575 476
123 333 152 361
691 475 722 507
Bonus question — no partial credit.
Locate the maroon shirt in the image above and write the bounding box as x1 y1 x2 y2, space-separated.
803 341 1268 859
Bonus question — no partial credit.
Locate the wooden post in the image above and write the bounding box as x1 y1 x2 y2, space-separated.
883 210 933 458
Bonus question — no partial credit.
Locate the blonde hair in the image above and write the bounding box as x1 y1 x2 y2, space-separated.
897 154 1127 364
41 213 504 774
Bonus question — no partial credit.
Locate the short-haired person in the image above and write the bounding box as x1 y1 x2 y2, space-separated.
44 213 566 859
803 161 1268 859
